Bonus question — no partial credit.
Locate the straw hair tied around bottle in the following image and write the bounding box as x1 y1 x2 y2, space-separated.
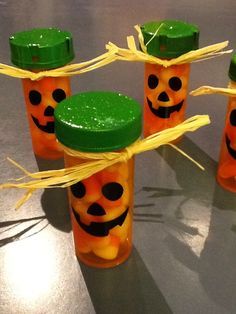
0 115 210 209
105 25 232 68
0 51 117 80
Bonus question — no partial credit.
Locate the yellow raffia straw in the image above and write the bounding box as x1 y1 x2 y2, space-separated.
0 51 117 80
190 86 236 97
105 25 232 68
0 115 210 209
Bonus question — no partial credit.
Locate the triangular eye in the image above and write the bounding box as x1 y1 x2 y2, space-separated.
169 77 182 91
230 109 236 126
52 88 66 103
70 181 86 198
102 182 123 201
29 90 41 105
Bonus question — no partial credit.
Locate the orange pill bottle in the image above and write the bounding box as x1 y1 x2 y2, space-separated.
140 20 199 137
54 91 142 268
217 55 236 192
9 28 74 159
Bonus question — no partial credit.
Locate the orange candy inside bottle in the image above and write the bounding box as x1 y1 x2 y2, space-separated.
144 63 190 137
22 76 71 159
65 155 134 268
217 81 236 192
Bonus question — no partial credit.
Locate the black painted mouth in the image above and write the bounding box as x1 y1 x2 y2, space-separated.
31 115 54 133
72 206 129 237
147 97 184 118
226 134 236 160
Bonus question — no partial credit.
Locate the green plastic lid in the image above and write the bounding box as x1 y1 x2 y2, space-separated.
54 91 142 152
141 20 199 58
228 54 236 82
9 28 74 69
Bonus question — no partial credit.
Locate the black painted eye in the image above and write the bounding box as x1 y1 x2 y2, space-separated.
102 182 123 201
230 109 236 126
148 74 159 89
52 88 66 103
169 77 182 91
70 182 86 198
29 90 41 105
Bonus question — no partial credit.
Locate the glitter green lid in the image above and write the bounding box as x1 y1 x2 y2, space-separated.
10 28 74 69
54 91 142 152
141 20 199 58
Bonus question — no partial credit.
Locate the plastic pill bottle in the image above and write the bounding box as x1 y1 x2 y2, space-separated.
141 20 199 137
217 54 236 192
9 28 74 159
54 91 142 268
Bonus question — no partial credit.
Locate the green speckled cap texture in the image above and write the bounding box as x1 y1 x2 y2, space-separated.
228 54 236 82
141 20 199 58
54 91 142 152
9 28 74 69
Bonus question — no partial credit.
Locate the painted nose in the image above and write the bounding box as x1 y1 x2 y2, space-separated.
158 92 169 102
87 203 106 216
44 105 55 116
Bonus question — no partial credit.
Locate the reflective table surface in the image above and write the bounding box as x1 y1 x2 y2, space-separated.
1 1 236 313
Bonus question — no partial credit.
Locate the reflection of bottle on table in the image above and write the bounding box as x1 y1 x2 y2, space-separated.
9 28 74 159
217 54 236 192
141 20 199 137
54 91 142 268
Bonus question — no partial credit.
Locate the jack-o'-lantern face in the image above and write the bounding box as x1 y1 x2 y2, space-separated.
22 77 71 159
217 98 236 183
67 157 133 261
71 169 130 237
22 77 70 134
29 88 66 133
145 63 190 119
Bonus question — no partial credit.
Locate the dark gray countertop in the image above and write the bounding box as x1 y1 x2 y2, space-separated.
1 1 236 313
